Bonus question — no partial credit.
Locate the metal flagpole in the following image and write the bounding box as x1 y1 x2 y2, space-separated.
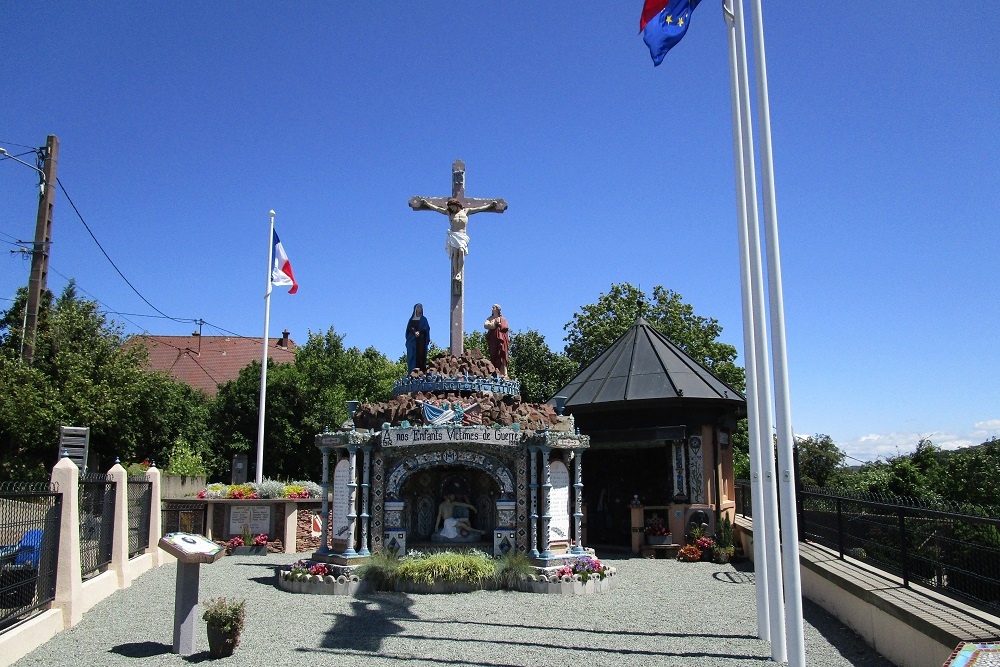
255 210 276 485
749 0 807 663
732 0 787 659
723 0 770 642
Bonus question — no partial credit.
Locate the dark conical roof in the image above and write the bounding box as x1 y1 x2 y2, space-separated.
555 318 745 411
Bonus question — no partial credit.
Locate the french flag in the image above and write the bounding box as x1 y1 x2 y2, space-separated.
271 230 298 294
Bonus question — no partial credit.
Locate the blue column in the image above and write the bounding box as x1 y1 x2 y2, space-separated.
318 448 331 554
343 444 359 558
358 445 372 556
572 448 586 554
528 446 539 558
539 446 553 560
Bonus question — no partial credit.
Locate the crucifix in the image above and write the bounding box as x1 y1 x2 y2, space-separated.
409 159 507 356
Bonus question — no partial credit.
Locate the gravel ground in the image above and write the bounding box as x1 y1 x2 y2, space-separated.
14 553 897 667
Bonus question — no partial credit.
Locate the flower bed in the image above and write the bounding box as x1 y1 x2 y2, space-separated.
275 553 618 597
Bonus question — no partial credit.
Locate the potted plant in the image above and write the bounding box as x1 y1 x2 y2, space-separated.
644 513 671 546
713 515 736 563
202 597 245 658
677 544 702 562
695 534 715 561
228 528 268 556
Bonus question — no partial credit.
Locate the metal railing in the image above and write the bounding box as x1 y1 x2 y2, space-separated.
734 479 1000 611
160 502 207 537
79 473 115 578
0 481 62 631
126 476 151 558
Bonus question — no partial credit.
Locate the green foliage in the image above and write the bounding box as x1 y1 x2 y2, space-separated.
732 419 749 479
507 329 577 403
0 284 211 481
356 552 400 590
492 552 535 589
463 330 489 358
796 434 846 487
164 438 208 477
393 550 495 586
563 283 745 391
202 597 246 634
716 515 734 550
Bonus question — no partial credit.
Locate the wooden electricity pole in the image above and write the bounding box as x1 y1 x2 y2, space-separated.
23 134 59 365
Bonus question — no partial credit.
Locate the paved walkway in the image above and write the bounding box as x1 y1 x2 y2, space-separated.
14 553 897 666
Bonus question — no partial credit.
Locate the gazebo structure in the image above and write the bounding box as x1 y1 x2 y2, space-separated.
552 318 746 549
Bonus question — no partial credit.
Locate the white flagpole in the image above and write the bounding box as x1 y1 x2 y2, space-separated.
723 0 770 643
255 210 276 485
749 0 807 663
732 0 787 660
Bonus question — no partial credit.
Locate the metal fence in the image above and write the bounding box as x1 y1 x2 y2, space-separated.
126 476 152 558
160 502 207 536
734 479 1000 611
79 473 115 579
0 481 62 631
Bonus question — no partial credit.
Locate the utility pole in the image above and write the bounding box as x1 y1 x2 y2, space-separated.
23 135 59 365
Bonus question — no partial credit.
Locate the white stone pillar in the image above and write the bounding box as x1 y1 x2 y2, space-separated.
528 446 539 558
145 465 162 566
51 456 83 626
108 462 130 588
572 449 585 555
283 502 298 554
358 445 372 557
343 445 359 557
539 446 553 560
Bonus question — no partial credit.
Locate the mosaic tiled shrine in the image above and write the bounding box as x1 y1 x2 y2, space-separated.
312 425 590 564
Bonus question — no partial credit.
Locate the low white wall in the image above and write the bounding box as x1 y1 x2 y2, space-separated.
800 563 951 667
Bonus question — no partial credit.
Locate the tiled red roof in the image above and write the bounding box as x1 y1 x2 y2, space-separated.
127 334 296 396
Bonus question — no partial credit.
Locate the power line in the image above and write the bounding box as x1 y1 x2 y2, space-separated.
56 177 189 324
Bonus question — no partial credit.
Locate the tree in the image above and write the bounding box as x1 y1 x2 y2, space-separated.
0 283 211 480
507 329 576 403
795 434 846 487
563 283 745 391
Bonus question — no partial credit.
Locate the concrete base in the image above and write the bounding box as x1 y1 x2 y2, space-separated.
80 570 118 615
0 609 64 667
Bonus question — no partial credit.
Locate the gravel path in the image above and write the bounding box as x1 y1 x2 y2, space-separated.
14 553 897 666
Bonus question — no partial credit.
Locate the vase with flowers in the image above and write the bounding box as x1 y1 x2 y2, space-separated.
228 528 269 556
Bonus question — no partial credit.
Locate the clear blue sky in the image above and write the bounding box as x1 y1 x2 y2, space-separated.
3 4 998 464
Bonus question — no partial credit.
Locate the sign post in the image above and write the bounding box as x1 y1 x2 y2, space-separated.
159 533 225 656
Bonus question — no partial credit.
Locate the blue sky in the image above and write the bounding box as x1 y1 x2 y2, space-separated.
2 4 998 464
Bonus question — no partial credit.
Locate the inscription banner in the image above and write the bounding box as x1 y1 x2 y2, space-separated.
380 426 521 448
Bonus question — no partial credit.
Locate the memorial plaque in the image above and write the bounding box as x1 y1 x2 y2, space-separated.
159 532 224 562
331 459 352 542
228 505 271 536
548 461 571 544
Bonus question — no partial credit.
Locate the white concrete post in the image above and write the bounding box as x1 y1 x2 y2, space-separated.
283 502 297 553
145 466 162 565
108 463 130 588
51 456 83 627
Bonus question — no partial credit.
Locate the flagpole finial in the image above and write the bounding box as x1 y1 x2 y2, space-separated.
269 210 275 220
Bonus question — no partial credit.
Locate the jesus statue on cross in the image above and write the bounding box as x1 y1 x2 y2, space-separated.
409 160 507 356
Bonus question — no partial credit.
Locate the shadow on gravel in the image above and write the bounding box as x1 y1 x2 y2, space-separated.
109 641 172 658
401 617 758 641
801 598 896 667
303 592 418 653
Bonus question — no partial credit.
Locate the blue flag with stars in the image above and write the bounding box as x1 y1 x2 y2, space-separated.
641 0 702 66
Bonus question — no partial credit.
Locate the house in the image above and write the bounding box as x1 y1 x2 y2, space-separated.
128 330 296 396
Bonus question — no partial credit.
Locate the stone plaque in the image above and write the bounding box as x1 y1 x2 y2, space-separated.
331 459 352 542
228 505 271 536
548 461 571 544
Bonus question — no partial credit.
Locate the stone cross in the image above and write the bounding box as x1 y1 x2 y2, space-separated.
409 159 507 356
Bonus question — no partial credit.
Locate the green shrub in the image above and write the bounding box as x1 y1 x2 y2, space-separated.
716 515 734 549
202 597 245 634
394 550 495 586
492 552 534 589
164 440 208 477
356 552 400 591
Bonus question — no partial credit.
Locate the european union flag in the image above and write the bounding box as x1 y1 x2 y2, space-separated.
640 0 702 66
